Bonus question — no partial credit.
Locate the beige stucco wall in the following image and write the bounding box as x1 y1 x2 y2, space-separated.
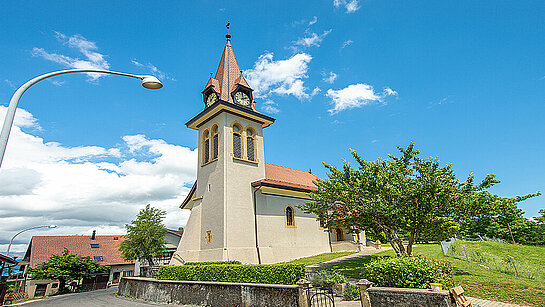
25 279 59 298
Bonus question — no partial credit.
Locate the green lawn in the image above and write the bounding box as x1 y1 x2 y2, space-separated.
285 252 357 266
328 242 545 307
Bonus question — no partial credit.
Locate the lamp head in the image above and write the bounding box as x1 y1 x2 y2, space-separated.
141 76 163 89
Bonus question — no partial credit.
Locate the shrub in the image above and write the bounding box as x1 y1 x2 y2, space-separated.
362 256 453 289
343 283 361 301
158 263 305 285
309 270 348 287
184 261 242 265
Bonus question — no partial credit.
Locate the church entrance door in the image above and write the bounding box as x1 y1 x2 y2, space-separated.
335 228 345 241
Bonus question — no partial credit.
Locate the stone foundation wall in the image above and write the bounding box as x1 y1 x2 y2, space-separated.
118 277 302 307
357 280 456 307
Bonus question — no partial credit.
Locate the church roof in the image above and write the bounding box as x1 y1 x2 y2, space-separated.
252 163 319 192
203 38 253 104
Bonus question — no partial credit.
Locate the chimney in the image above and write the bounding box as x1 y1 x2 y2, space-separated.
91 230 96 240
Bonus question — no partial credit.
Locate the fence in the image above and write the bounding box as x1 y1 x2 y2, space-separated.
445 241 545 281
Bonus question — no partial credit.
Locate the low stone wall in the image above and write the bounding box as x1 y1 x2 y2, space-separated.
357 280 456 307
118 277 303 307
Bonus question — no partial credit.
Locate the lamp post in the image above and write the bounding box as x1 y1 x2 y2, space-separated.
0 225 56 278
0 69 163 168
6 225 57 256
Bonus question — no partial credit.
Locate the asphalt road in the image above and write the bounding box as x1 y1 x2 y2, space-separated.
23 287 174 307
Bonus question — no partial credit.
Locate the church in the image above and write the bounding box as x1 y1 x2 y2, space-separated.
170 32 364 265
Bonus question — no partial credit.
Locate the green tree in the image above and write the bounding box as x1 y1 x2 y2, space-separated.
28 248 108 291
120 204 168 266
299 143 540 256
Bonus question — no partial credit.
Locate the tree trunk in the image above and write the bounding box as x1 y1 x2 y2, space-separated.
382 226 407 256
406 230 417 256
147 256 154 266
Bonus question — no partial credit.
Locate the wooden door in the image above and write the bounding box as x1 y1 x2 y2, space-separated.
34 284 47 297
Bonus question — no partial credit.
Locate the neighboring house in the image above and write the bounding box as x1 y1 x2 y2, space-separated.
22 231 134 297
134 228 182 276
170 34 364 265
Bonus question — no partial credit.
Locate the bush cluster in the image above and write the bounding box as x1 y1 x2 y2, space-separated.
309 270 348 287
158 263 306 285
183 260 242 265
343 283 361 301
362 256 453 289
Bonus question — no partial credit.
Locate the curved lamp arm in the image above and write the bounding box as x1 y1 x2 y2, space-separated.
0 69 162 168
6 225 56 256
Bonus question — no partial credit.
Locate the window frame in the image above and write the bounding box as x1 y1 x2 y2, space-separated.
231 122 244 159
285 205 296 228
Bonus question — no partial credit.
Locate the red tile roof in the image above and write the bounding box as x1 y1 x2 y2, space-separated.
252 163 320 192
27 235 133 268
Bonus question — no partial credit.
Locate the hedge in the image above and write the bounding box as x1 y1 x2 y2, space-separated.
362 256 454 289
183 261 242 265
158 263 306 285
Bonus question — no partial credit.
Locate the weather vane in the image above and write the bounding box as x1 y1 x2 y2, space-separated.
226 21 231 40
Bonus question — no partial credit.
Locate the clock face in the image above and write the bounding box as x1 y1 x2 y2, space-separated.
234 91 251 106
206 93 218 107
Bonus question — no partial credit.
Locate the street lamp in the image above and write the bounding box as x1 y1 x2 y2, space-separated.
0 69 163 168
6 225 57 256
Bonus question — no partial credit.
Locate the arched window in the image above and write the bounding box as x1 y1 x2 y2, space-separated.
211 125 219 160
232 123 242 159
246 128 256 161
285 206 296 227
202 130 210 164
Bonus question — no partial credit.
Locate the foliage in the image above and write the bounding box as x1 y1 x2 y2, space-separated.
120 204 168 266
458 203 545 245
183 261 241 265
158 263 306 285
446 240 545 280
285 252 356 266
28 248 108 291
299 143 540 256
309 270 348 287
343 283 361 301
360 255 453 289
329 243 545 306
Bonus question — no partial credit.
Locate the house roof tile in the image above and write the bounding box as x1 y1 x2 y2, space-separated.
27 235 133 268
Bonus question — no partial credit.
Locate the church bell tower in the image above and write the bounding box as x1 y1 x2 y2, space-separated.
171 28 275 264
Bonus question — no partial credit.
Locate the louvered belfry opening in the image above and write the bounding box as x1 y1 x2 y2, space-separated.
233 133 242 158
213 134 219 159
247 136 255 161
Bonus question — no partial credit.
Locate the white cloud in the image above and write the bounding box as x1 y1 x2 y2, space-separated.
341 40 354 49
322 71 338 84
31 32 110 81
261 100 280 114
308 16 318 26
326 83 397 114
4 79 15 89
131 59 175 82
0 106 196 255
293 30 332 49
245 52 316 100
334 0 360 13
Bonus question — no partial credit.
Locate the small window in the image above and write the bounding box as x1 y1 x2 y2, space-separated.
205 231 212 244
51 283 58 288
285 206 295 227
203 129 210 164
113 237 119 240
94 256 104 262
123 270 134 277
90 244 100 248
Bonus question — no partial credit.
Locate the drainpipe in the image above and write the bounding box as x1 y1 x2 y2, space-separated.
253 186 262 264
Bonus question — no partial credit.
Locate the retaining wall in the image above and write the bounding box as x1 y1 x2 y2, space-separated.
117 277 302 307
357 280 456 307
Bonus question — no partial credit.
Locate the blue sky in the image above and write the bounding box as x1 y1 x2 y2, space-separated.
0 1 543 255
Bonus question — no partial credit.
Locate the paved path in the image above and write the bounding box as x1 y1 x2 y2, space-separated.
306 247 393 272
468 297 531 307
14 287 178 307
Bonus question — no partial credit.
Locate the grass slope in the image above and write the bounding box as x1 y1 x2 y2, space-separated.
328 243 545 307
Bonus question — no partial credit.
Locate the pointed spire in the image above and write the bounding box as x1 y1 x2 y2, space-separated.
203 24 252 103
